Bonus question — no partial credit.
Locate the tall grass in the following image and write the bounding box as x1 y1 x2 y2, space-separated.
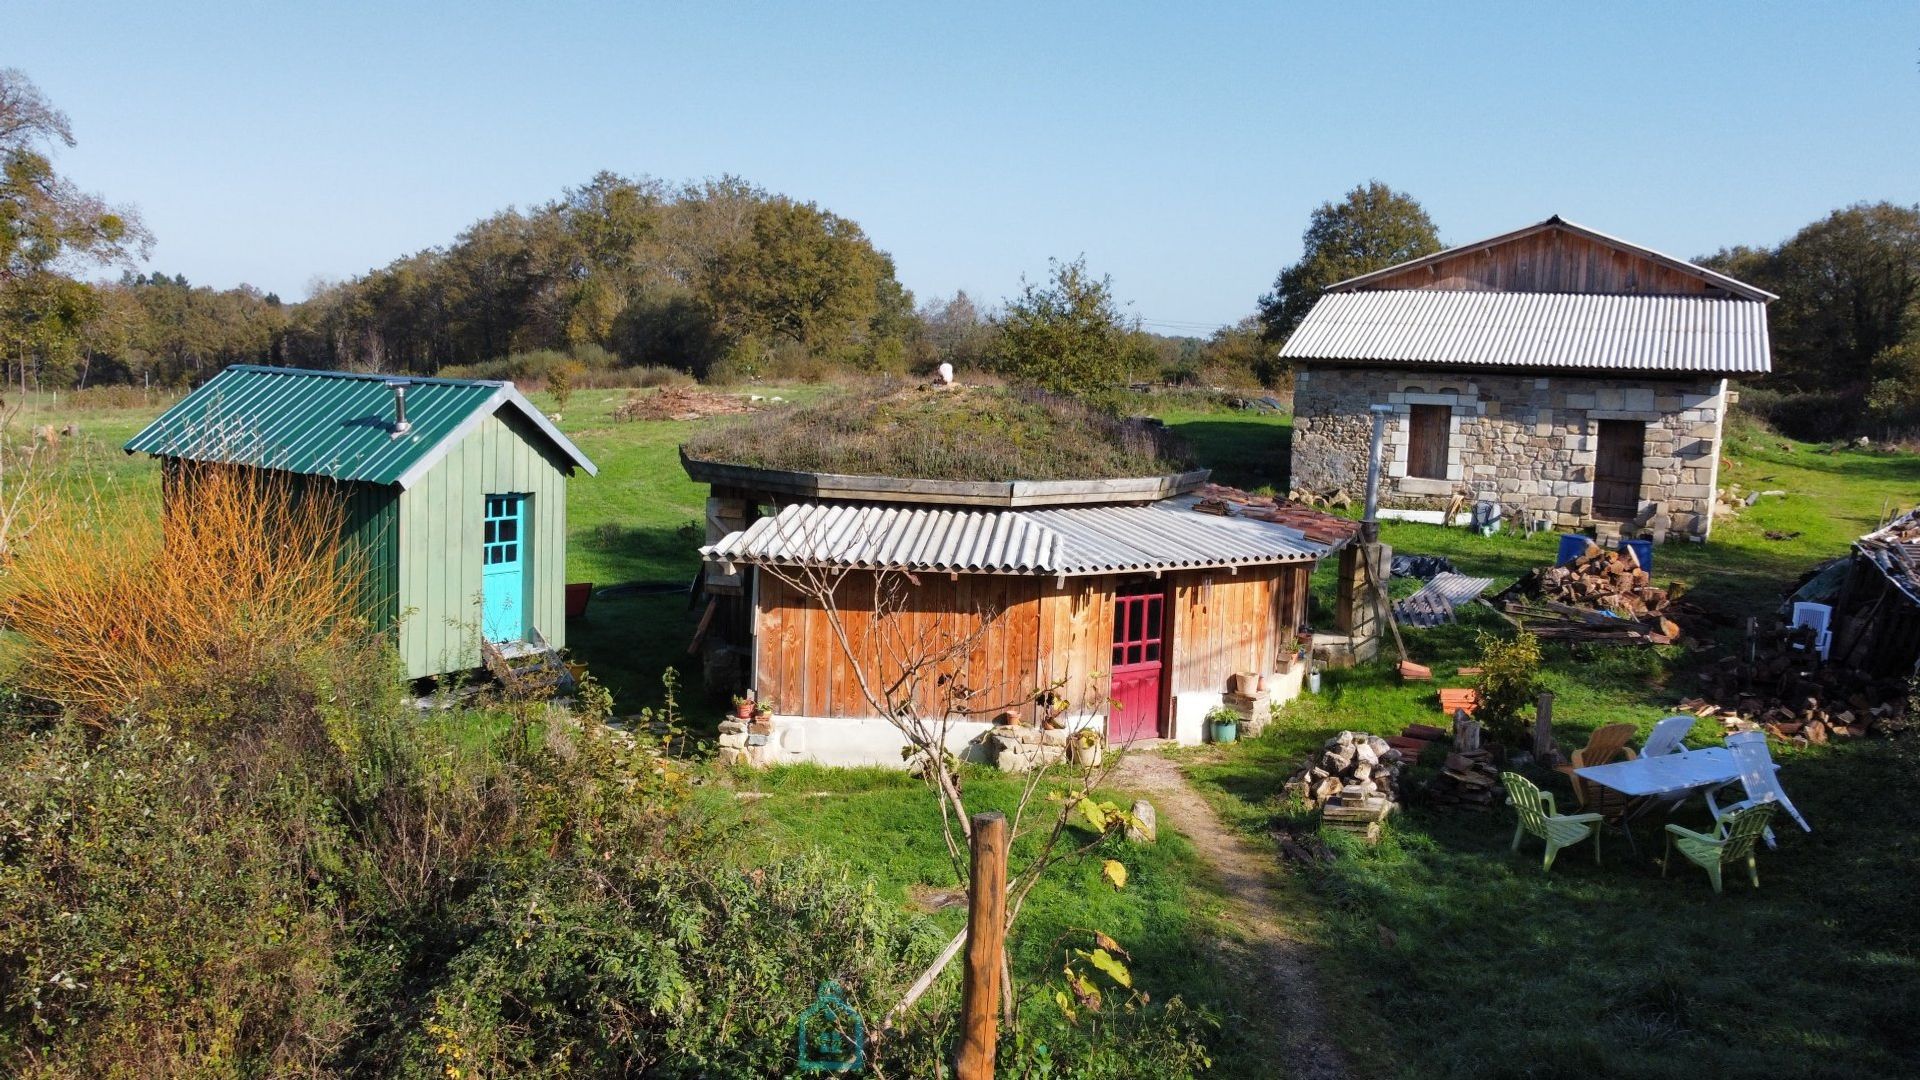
682 381 1194 481
2 462 366 724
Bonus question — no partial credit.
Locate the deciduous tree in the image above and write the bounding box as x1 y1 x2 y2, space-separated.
1258 180 1440 343
995 257 1138 396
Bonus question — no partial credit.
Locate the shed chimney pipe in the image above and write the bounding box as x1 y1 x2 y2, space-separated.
1362 404 1392 542
386 380 411 437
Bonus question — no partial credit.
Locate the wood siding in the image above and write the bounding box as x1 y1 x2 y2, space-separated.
396 409 573 678
1168 565 1310 694
1356 227 1730 297
755 571 1116 723
753 563 1314 720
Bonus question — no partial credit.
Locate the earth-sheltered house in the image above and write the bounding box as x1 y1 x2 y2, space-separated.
688 451 1360 767
126 364 597 679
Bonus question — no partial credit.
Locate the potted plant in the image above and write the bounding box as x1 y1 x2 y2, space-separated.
1206 705 1241 745
732 695 756 720
1068 728 1105 768
750 699 775 734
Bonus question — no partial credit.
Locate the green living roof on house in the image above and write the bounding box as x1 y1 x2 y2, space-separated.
125 365 597 488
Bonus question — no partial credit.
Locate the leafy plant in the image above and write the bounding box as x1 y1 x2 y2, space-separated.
1471 629 1543 748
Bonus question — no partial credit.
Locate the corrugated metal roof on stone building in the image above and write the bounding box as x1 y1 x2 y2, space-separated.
1279 291 1771 375
125 365 595 488
704 494 1342 578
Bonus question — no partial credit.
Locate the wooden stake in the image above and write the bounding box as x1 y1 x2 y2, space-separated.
1534 690 1555 761
956 811 1008 1080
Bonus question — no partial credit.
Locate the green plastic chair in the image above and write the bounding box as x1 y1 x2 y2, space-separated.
1662 802 1779 894
1501 772 1604 872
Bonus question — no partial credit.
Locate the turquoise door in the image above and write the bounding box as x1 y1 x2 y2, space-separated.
481 494 527 642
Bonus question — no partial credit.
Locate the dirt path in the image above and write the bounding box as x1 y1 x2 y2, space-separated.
1113 749 1348 1080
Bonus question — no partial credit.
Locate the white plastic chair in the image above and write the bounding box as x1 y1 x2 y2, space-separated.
1789 602 1833 661
1707 730 1812 850
1641 715 1695 758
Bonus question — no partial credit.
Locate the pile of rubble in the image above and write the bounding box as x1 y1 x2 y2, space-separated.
1499 542 1685 643
986 723 1069 773
613 387 758 422
1685 647 1912 744
1283 730 1405 808
716 716 776 767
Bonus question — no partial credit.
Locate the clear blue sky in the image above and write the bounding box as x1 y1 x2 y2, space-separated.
13 1 1919 331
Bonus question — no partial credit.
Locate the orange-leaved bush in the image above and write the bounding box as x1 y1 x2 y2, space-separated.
2 461 370 724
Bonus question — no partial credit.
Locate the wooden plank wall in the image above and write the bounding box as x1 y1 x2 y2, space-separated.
1358 227 1726 296
1168 565 1310 694
755 571 1116 721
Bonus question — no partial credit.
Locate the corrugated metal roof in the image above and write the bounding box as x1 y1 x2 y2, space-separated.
703 494 1340 577
125 365 596 487
1279 291 1771 374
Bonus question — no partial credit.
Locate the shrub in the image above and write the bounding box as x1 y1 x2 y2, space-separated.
1472 630 1543 748
2 462 368 726
634 364 696 389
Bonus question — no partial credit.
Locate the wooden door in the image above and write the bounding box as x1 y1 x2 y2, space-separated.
1108 579 1165 743
1593 420 1646 520
1407 404 1451 480
481 493 528 642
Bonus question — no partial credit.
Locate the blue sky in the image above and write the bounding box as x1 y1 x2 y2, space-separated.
14 1 1919 330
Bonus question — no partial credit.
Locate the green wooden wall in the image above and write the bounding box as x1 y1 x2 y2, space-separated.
395 409 573 678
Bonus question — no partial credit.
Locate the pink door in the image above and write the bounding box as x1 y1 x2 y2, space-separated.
1108 580 1166 743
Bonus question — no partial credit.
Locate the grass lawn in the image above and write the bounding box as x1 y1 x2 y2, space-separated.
15 384 1920 1076
1168 413 1920 1077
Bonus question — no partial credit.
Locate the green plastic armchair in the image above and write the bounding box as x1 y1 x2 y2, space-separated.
1662 802 1779 894
1501 772 1604 872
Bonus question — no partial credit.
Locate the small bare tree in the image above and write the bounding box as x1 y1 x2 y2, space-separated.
738 506 1142 1041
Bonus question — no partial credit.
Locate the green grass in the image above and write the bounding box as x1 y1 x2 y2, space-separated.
718 762 1277 1074
1167 413 1920 1078
15 385 1920 1077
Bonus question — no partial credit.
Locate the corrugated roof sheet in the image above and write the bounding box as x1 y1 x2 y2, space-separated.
1280 291 1771 374
125 365 596 487
703 494 1344 577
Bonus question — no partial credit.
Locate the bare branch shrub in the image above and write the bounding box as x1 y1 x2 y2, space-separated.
2 458 369 724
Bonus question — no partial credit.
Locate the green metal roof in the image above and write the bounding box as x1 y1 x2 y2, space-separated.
125 365 597 488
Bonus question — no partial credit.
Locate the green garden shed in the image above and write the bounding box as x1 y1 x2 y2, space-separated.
126 364 597 679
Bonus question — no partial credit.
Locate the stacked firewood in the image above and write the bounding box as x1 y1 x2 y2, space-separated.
1282 731 1405 808
1685 648 1911 743
1498 542 1685 643
1422 718 1499 809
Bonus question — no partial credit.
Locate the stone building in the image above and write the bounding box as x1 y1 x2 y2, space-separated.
1281 217 1774 540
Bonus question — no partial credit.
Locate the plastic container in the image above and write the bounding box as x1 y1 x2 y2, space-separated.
1619 539 1654 573
1556 534 1593 566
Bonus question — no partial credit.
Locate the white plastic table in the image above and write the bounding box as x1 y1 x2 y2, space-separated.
1574 747 1740 855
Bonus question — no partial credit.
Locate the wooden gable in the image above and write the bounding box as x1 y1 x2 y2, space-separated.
1333 217 1773 301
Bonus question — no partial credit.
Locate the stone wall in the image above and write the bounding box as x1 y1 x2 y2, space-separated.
1290 366 1728 539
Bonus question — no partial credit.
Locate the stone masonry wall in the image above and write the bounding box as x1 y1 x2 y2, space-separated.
1290 366 1728 539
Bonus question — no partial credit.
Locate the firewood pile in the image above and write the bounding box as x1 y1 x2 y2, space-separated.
1684 645 1912 744
1421 718 1501 809
1283 731 1405 808
1497 542 1686 643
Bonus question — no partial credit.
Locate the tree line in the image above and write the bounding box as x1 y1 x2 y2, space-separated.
6 64 1917 430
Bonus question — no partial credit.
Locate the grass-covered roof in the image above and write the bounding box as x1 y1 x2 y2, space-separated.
680 382 1192 482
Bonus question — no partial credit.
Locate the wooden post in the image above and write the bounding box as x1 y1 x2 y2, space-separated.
956 811 1008 1080
1533 690 1555 762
